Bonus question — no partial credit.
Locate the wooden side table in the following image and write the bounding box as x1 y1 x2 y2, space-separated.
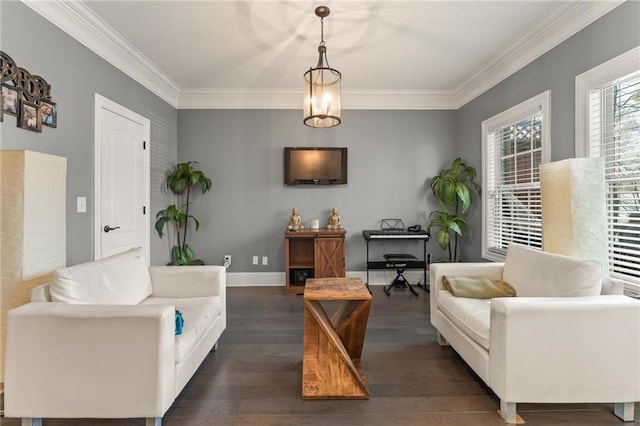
302 278 372 399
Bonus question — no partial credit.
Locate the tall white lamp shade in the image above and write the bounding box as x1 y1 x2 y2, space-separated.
540 157 608 272
0 150 67 383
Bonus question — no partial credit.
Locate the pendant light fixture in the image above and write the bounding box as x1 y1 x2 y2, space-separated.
303 6 341 128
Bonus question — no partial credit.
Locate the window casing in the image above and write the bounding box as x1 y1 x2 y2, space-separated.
576 47 640 296
482 91 551 261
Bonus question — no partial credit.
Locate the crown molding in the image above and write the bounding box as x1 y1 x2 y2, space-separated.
178 89 300 110
454 0 625 109
21 0 180 108
177 89 458 110
22 0 623 111
343 90 458 110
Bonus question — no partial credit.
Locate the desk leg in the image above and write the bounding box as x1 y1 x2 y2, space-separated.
365 240 371 293
416 239 429 292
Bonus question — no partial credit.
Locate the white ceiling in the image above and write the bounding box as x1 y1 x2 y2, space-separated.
23 0 623 109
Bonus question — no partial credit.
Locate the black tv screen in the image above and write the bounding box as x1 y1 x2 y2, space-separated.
284 147 347 185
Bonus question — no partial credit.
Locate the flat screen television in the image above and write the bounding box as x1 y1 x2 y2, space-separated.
284 147 347 185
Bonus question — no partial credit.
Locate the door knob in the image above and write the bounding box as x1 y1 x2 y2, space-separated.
103 225 121 233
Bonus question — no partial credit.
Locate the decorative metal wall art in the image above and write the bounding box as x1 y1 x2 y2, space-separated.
1 51 57 132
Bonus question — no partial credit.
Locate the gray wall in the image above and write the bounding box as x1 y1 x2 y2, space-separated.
2 1 637 270
0 2 178 266
177 109 456 272
455 0 640 261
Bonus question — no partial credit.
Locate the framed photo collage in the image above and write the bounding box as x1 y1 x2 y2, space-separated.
1 51 57 133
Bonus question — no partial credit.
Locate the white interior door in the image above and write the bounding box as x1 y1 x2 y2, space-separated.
94 94 150 262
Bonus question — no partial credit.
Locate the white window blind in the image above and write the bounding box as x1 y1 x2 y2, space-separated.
482 91 550 261
588 70 640 294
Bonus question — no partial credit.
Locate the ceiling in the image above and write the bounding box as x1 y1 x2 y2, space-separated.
23 0 623 109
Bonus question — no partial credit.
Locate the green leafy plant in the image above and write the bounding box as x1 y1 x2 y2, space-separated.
427 157 480 262
155 161 212 265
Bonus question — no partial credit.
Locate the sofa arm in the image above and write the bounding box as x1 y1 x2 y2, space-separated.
149 265 226 298
429 262 505 325
4 302 176 419
489 295 640 404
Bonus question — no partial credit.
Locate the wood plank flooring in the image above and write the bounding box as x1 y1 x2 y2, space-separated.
3 285 638 425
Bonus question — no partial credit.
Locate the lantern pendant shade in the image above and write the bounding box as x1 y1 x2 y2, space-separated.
303 6 341 128
303 65 341 128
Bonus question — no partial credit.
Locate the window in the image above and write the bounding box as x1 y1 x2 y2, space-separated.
482 91 551 261
576 47 640 296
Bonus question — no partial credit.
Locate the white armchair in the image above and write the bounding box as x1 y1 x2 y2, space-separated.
4 248 226 426
430 244 640 423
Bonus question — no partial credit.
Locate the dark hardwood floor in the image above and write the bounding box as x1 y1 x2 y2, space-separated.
3 285 638 425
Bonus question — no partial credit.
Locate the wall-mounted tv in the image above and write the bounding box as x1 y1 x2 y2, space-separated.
284 147 347 186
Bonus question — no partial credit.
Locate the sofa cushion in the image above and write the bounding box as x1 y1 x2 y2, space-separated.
142 296 222 363
437 290 491 350
502 244 602 297
443 276 516 298
49 247 152 305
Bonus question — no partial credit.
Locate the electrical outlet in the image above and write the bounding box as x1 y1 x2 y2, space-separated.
262 256 268 265
252 256 259 265
223 255 231 269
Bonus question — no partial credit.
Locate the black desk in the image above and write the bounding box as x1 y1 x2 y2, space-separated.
362 230 431 291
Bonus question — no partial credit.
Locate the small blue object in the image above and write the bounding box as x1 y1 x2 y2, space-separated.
175 310 184 335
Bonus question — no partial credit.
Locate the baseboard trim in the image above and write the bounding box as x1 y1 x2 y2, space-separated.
226 270 426 287
226 272 284 287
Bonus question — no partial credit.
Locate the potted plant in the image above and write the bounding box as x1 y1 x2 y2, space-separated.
427 157 480 262
155 161 212 265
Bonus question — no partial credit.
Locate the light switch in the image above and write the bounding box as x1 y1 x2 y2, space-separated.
262 256 268 265
77 196 87 213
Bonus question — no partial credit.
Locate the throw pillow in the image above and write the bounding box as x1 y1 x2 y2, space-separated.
442 276 517 299
175 310 184 335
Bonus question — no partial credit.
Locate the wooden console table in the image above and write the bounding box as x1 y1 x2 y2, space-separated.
302 278 371 399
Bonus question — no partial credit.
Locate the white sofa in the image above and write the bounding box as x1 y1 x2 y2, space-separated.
4 247 226 426
430 244 640 424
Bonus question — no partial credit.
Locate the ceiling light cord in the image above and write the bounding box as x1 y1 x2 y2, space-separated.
316 17 330 69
